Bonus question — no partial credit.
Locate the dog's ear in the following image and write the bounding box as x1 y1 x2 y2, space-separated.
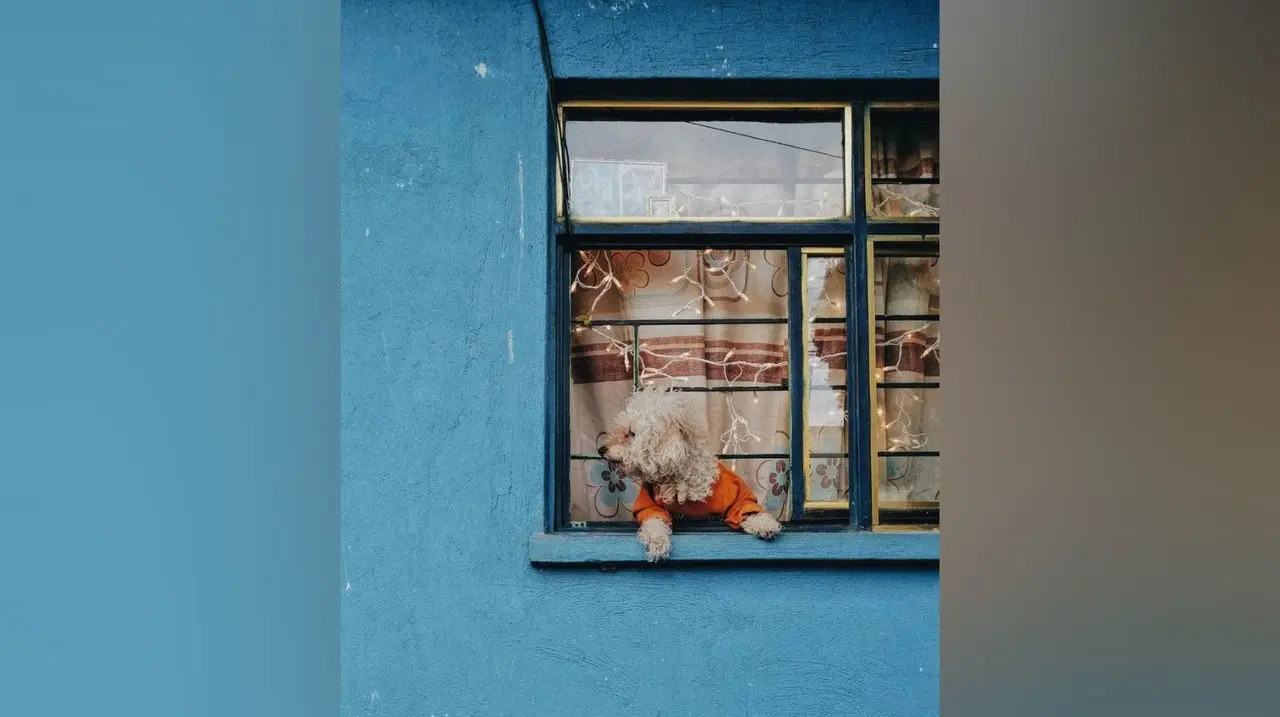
668 409 696 445
655 395 708 470
652 414 692 474
672 394 707 443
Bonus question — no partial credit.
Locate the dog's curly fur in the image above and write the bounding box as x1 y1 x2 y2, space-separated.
601 386 783 560
601 387 719 504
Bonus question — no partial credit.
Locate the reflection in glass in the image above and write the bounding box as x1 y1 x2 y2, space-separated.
566 114 845 219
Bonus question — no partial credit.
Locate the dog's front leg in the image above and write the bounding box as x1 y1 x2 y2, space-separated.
636 518 673 562
741 512 783 541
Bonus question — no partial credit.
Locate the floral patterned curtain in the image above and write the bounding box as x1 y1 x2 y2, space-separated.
568 249 797 523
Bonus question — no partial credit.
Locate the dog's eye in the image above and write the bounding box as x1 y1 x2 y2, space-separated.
627 430 635 439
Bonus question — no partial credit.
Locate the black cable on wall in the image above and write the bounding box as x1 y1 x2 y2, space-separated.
531 0 572 234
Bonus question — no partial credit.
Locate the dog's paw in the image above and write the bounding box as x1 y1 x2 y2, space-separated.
637 518 672 562
741 512 783 541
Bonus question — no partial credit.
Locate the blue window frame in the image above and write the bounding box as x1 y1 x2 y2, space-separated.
540 83 939 558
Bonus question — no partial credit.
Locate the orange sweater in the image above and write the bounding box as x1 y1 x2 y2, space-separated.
631 462 765 529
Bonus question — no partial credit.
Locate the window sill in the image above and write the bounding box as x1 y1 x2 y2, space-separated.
529 530 938 566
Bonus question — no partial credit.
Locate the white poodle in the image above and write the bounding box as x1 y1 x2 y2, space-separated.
599 386 783 561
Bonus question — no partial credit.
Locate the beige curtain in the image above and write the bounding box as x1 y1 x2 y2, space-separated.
874 256 941 503
566 246 938 522
869 114 942 505
568 249 795 523
869 119 940 219
568 248 864 523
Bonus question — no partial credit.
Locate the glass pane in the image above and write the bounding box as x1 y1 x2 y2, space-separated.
565 111 845 219
876 387 940 455
870 182 939 219
569 325 635 457
872 244 939 522
874 255 939 316
803 252 849 506
568 458 642 523
572 249 788 323
869 109 938 179
876 319 940 381
877 455 940 504
568 246 793 523
869 108 939 220
805 253 847 322
874 255 940 314
874 255 940 380
725 457 792 520
625 322 789 390
700 389 790 456
807 455 849 505
808 388 848 449
805 253 847 393
807 378 849 506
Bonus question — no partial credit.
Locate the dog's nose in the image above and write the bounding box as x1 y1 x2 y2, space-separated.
597 444 607 457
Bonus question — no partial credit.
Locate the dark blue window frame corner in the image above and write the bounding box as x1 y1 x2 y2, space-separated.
528 529 939 567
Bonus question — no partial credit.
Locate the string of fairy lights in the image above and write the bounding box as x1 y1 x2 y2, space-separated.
876 324 939 452
667 189 834 219
572 250 940 458
567 180 934 220
567 184 932 220
870 184 939 219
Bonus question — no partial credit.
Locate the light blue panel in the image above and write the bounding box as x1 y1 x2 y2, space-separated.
342 1 939 715
530 531 940 564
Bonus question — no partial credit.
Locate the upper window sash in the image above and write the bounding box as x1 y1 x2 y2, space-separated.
555 101 854 224
865 101 940 223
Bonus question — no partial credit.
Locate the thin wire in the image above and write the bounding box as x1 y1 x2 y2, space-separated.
531 0 572 233
684 121 842 160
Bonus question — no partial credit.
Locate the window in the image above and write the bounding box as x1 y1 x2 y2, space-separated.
868 104 940 219
548 99 939 535
871 233 940 526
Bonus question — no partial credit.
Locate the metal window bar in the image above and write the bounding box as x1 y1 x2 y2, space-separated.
571 317 787 326
570 454 790 460
870 177 940 184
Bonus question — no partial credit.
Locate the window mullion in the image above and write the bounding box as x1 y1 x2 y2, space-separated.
849 101 874 530
847 237 873 530
552 244 572 531
786 247 807 522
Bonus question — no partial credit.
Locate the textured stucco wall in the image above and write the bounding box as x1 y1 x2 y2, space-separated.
341 1 939 715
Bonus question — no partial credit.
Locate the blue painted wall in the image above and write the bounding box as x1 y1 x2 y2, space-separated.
341 1 939 715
